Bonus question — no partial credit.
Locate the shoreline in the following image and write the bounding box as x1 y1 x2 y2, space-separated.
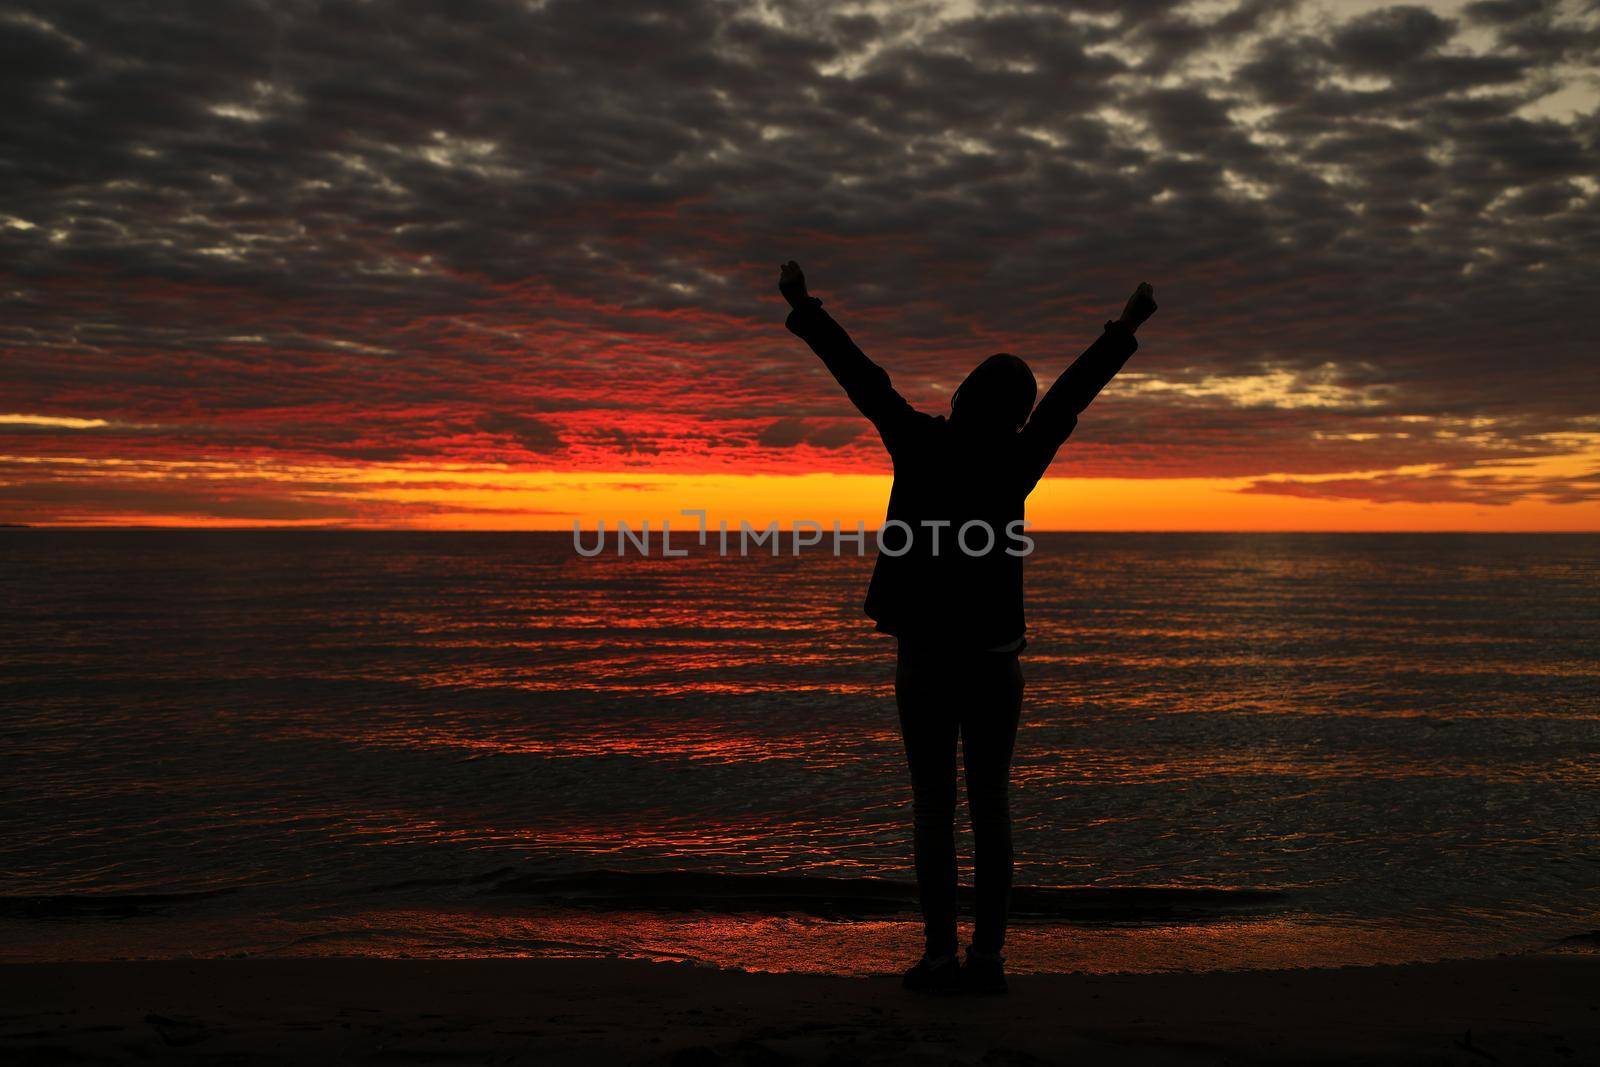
4 953 1596 1064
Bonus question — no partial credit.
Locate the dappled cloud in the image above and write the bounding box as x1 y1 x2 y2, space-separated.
1 0 1597 524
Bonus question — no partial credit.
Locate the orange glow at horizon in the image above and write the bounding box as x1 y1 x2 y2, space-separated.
11 453 1597 532
402 470 1600 533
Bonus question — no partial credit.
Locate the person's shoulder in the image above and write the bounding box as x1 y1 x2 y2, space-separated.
910 411 946 440
884 410 943 458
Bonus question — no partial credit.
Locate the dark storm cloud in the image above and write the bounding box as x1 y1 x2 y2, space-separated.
1241 467 1600 506
0 0 1597 517
1330 5 1456 69
0 469 565 523
1465 0 1554 23
0 480 357 522
757 417 862 449
476 412 566 454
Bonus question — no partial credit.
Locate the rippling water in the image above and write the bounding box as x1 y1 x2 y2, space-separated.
1 530 1597 973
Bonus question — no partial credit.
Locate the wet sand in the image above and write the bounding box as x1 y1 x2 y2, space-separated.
2 954 1595 1064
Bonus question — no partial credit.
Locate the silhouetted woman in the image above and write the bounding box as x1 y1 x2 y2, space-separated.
778 260 1157 993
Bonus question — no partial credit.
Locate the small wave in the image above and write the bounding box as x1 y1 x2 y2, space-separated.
361 866 520 894
1551 930 1600 949
488 870 1287 922
0 888 238 920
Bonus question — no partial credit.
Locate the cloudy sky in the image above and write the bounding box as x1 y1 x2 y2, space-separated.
2 0 1597 528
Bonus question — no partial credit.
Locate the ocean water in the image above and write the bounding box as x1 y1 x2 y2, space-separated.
1 529 1597 974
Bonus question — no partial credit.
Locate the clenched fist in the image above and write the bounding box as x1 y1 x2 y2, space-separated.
1118 282 1157 333
778 260 809 308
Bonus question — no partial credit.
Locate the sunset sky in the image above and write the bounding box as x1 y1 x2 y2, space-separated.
2 0 1597 530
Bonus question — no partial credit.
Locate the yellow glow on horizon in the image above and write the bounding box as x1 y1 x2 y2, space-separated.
7 447 1597 531
379 471 1598 533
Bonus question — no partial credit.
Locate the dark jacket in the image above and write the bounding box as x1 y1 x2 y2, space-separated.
786 297 1138 649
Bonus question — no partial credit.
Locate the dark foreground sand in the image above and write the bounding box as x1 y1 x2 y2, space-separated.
2 955 1596 1065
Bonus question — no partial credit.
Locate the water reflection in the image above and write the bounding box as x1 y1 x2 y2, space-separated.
1 530 1596 971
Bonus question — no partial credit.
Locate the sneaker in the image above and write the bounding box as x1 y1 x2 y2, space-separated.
901 952 962 994
961 948 1008 994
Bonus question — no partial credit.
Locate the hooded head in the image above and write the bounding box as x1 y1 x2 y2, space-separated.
950 353 1036 433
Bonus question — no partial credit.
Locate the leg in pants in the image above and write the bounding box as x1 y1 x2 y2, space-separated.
896 645 1023 958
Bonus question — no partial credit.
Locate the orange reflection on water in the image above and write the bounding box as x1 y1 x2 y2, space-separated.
0 901 1579 974
314 802 859 861
446 907 1577 975
381 643 889 698
1010 746 1600 787
15 906 1525 976
297 719 902 766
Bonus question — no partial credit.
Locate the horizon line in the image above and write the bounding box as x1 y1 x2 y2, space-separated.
6 524 1598 535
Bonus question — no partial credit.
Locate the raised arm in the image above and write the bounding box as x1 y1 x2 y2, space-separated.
1020 282 1157 483
778 260 921 450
